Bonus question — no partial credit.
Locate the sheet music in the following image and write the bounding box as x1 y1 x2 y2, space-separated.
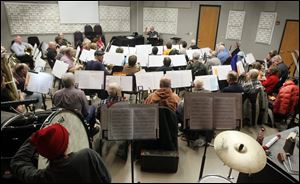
245 53 256 64
169 55 187 67
212 65 232 80
133 107 158 139
213 96 237 129
32 43 37 57
165 70 193 88
135 71 164 90
195 75 219 91
153 46 163 55
79 49 95 62
148 55 164 67
74 70 104 89
108 108 134 140
105 76 133 91
27 72 53 94
34 57 46 72
186 49 201 60
52 60 69 79
236 61 245 76
103 52 125 66
200 48 212 57
108 45 118 53
136 44 152 67
75 46 80 59
184 93 214 129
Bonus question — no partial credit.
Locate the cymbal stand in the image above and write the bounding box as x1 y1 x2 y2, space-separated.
227 168 234 180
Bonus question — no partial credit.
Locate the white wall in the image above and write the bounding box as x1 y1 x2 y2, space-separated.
1 1 299 60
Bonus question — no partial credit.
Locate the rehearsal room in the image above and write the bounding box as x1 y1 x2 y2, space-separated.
1 1 299 183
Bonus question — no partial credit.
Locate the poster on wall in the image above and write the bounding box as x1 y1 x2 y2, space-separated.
255 12 277 45
225 10 246 40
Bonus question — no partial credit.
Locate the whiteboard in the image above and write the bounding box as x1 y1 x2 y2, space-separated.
143 8 178 35
255 12 277 45
225 10 245 40
58 1 99 24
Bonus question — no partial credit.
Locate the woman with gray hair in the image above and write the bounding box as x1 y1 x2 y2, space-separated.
242 69 264 95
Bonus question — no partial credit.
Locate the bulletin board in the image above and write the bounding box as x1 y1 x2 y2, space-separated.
143 7 178 35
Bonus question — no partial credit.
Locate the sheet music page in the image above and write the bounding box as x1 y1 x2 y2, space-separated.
120 76 133 91
32 43 37 57
236 61 245 76
79 49 90 62
52 60 69 79
27 72 53 94
87 49 96 61
152 72 164 90
75 70 104 89
245 53 256 64
128 47 137 55
195 75 219 91
103 52 125 66
200 47 212 57
135 71 163 90
148 55 164 67
120 46 129 55
136 44 152 67
34 57 46 72
105 76 121 89
133 105 159 139
186 49 201 60
75 46 80 59
108 45 118 53
212 65 232 80
213 96 237 129
165 70 192 88
108 108 133 140
184 93 214 130
169 55 187 67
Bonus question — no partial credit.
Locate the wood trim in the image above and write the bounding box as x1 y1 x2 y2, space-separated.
196 4 221 50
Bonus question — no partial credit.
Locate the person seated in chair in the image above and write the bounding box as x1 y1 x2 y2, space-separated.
55 32 72 47
262 64 280 95
10 36 35 69
145 26 159 39
271 55 288 93
186 51 208 80
188 39 199 50
151 46 159 55
85 50 110 75
122 55 141 75
156 57 173 73
144 77 180 112
52 73 98 136
222 71 244 93
60 47 83 73
242 69 264 95
13 63 43 109
46 42 58 69
10 123 111 183
217 45 230 64
163 41 174 55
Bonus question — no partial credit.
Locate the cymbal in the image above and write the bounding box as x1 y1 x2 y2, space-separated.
214 130 267 174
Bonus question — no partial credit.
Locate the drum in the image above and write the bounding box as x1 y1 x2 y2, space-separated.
1 110 53 178
199 175 232 183
38 109 90 169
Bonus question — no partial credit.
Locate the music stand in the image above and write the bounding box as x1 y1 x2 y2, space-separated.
100 104 159 183
183 92 242 181
170 37 181 44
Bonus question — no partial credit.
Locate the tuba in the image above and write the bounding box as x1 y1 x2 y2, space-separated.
24 47 33 56
1 47 20 101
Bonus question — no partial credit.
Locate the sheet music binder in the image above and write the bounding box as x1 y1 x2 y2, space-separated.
184 93 242 130
101 104 159 141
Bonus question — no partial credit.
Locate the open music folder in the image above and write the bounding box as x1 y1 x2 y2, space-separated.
74 70 104 89
101 104 159 140
184 93 242 130
27 72 54 94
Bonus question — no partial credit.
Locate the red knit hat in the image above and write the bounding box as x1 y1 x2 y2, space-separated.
30 124 69 160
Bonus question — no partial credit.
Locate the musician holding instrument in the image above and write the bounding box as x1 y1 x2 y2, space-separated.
60 47 83 73
10 123 111 183
10 35 35 69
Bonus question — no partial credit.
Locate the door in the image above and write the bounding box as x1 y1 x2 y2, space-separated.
197 5 221 50
279 20 299 76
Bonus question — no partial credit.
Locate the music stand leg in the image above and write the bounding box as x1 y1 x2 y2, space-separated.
131 140 134 183
198 140 208 181
227 168 234 180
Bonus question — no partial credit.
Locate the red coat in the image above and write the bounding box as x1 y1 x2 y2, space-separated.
262 74 279 94
273 80 299 115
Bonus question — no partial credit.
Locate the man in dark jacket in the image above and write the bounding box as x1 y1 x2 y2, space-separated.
156 57 173 74
186 51 208 80
222 71 244 93
10 124 111 183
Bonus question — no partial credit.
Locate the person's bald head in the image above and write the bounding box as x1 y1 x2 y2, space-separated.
48 42 57 49
150 26 154 32
160 77 171 88
15 36 22 44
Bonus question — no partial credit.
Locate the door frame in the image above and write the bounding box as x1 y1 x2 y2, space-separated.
278 19 299 52
196 4 221 50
